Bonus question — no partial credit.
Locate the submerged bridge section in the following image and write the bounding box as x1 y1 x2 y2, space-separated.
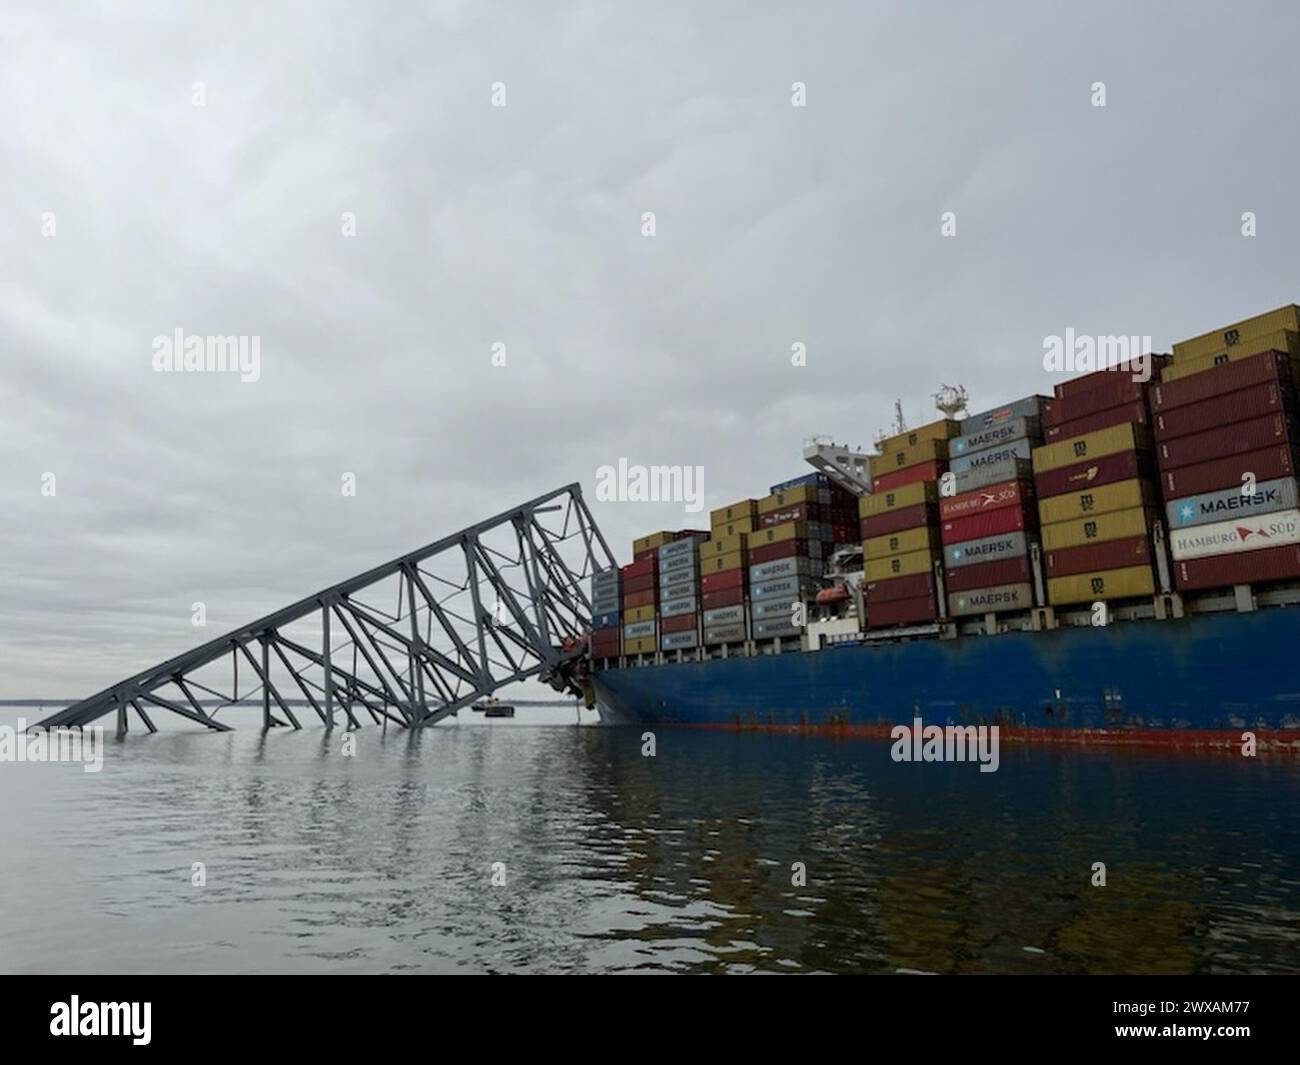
36 485 615 734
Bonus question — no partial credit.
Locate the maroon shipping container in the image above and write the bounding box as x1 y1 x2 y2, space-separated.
701 586 745 610
1154 381 1294 441
760 502 823 527
1152 350 1294 412
860 503 937 539
1043 400 1150 442
1052 356 1169 400
749 538 819 564
672 529 709 540
868 595 939 627
1160 444 1298 498
700 568 745 594
943 555 1032 593
1034 449 1155 500
830 523 856 542
940 503 1035 545
939 479 1032 521
865 572 936 603
623 556 658 579
632 547 657 561
1045 535 1152 578
1174 543 1300 591
623 573 655 594
661 612 698 634
873 461 943 493
623 589 656 609
1043 375 1145 427
1156 412 1298 471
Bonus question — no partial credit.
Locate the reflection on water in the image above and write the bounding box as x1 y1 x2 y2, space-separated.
0 709 1298 973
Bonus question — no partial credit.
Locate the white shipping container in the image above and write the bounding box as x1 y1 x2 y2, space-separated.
1169 508 1300 561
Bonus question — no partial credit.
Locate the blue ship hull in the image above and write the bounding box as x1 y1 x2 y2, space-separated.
594 608 1300 746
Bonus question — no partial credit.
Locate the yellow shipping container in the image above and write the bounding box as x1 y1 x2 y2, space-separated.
859 480 938 517
1161 331 1300 382
624 636 658 655
757 486 819 514
626 605 656 623
1040 506 1155 552
633 531 674 555
868 437 947 478
701 549 746 574
701 533 747 557
1032 422 1152 475
876 418 961 455
749 520 810 545
1037 478 1158 525
1171 305 1300 362
863 525 940 562
713 518 755 537
1047 565 1155 605
864 547 937 583
710 500 758 528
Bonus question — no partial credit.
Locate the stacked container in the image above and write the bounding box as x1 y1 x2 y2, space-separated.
940 398 1047 619
702 499 757 648
1161 304 1300 384
749 483 828 642
868 419 961 494
1032 366 1168 606
658 532 708 653
589 567 622 661
621 549 659 656
1153 319 1300 590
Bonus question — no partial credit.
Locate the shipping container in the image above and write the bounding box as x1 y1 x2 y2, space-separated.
1043 400 1149 443
1047 565 1156 605
757 485 819 514
865 571 936 603
624 636 657 656
703 622 748 644
1157 412 1298 471
1165 477 1299 530
623 555 658 579
710 500 759 528
1160 444 1298 498
1154 381 1294 441
712 518 755 538
868 595 939 627
591 610 620 629
751 574 817 600
659 553 698 577
1040 506 1155 552
759 501 824 528
864 547 937 583
701 585 745 611
659 537 700 561
944 531 1029 569
1161 331 1300 382
700 569 745 594
940 504 1034 545
861 502 938 539
872 460 944 493
622 589 656 609
1171 305 1300 363
625 605 656 624
769 472 830 493
702 604 745 626
660 612 698 634
875 418 961 455
1037 477 1158 525
633 531 674 555
947 416 1041 458
863 524 941 561
701 533 748 558
749 520 812 545
659 577 696 601
751 619 803 640
591 596 620 617
749 538 822 564
859 480 938 517
1052 357 1169 400
1043 374 1144 426
959 396 1050 434
660 630 699 651
751 597 801 620
869 437 948 477
1150 350 1294 413
946 438 1033 476
952 455 1034 494
1169 509 1300 561
939 479 1033 521
943 555 1032 592
948 583 1034 616
660 595 697 618
1173 542 1300 591
1032 422 1153 475
623 620 656 640
750 556 816 583
1044 535 1151 578
1033 449 1155 500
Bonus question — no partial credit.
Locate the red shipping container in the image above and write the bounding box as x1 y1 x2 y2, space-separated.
1043 400 1150 442
661 613 698 634
1157 412 1298 471
623 555 658 579
1044 375 1145 426
700 568 745 594
623 589 657 609
943 556 1032 592
1045 535 1152 578
831 523 855 542
860 503 937 539
1174 543 1300 590
939 480 1033 522
760 502 824 527
865 572 935 603
872 461 943 493
1053 356 1169 400
868 595 938 627
1152 350 1294 412
701 586 745 610
623 573 655 594
940 503 1035 545
1034 449 1154 500
1160 444 1298 497
1154 381 1294 441
633 547 657 561
749 538 818 564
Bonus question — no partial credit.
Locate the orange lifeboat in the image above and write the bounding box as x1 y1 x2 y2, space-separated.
815 585 850 607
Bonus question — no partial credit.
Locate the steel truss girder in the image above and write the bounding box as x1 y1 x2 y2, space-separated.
35 484 615 734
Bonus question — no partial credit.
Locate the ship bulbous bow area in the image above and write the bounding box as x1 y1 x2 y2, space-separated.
35 485 615 734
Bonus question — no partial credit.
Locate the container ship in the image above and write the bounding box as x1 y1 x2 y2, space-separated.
587 305 1300 748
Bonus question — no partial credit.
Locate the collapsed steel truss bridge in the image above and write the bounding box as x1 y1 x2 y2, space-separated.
36 485 615 734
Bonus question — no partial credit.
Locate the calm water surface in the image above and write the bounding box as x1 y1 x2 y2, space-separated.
1 707 1298 974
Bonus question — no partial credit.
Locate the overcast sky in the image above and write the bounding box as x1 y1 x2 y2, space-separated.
3 1 1299 697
